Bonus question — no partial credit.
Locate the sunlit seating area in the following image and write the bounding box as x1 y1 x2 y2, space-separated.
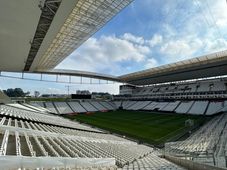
0 103 185 169
115 78 227 100
165 113 227 168
31 101 117 114
122 153 185 170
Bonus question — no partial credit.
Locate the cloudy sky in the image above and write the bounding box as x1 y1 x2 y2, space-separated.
1 0 227 95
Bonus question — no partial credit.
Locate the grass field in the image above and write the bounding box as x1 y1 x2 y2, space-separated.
65 110 210 145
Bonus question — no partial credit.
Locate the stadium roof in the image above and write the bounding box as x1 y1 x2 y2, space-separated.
0 0 132 72
118 50 227 85
35 69 119 82
1 0 227 85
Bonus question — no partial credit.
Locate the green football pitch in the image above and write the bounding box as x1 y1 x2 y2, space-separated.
65 110 210 145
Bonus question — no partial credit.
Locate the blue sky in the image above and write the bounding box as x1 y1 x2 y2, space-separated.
1 0 227 95
58 0 227 75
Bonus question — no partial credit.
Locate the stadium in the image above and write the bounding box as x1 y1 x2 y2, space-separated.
0 0 227 170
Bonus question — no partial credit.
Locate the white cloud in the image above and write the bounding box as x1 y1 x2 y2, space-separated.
122 33 144 44
147 34 163 47
207 0 227 28
155 0 227 64
159 36 205 63
57 0 227 76
160 40 191 59
204 38 227 52
100 35 149 62
145 58 158 69
57 34 151 75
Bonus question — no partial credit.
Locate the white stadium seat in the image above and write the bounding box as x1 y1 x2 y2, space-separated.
68 101 87 113
187 101 209 115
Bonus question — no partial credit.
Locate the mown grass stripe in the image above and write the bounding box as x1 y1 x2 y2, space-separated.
65 110 210 145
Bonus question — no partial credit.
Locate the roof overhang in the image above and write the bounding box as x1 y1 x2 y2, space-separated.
119 50 227 85
0 0 133 72
0 0 41 72
2 0 227 86
26 0 133 71
34 69 120 82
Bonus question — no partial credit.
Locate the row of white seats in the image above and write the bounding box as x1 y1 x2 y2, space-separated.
99 101 116 110
123 153 185 170
33 101 117 114
165 113 227 168
0 104 185 169
176 101 224 115
0 105 100 132
54 102 74 114
0 124 153 167
45 102 59 114
22 103 50 113
80 102 98 112
134 80 227 95
68 101 87 113
0 116 128 142
90 102 107 111
127 101 151 110
121 100 227 115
